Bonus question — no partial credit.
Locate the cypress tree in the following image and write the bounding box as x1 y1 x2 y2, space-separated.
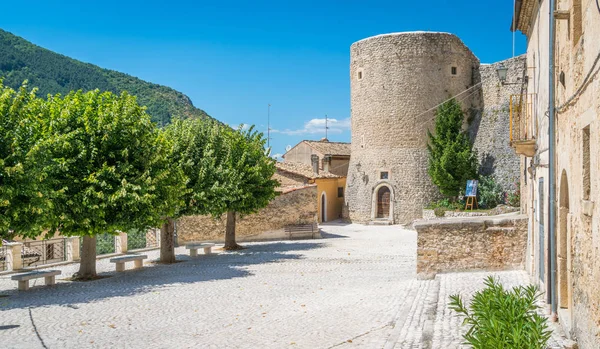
427 98 479 198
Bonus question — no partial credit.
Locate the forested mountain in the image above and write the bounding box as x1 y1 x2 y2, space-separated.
0 29 212 125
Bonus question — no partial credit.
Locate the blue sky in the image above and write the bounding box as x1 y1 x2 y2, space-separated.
2 0 525 158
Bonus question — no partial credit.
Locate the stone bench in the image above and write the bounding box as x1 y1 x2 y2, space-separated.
11 270 61 291
109 254 148 272
284 223 318 239
185 243 216 256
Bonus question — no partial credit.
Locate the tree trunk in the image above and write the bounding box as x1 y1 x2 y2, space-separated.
224 211 241 250
77 236 97 279
160 217 176 263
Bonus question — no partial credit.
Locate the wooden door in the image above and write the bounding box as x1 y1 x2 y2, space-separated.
377 187 390 218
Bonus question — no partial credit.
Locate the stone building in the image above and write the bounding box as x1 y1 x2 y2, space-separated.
344 32 525 224
513 0 600 346
282 139 351 177
275 161 346 223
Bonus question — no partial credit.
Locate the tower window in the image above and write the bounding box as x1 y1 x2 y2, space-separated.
380 171 389 180
451 67 457 75
583 125 591 200
357 71 363 80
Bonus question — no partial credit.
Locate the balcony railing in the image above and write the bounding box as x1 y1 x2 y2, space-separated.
509 93 537 157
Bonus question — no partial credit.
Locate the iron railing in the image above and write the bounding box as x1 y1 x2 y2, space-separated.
127 229 159 250
0 245 7 271
95 234 116 255
509 93 536 143
21 238 67 267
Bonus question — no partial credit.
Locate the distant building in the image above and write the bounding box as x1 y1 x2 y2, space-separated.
282 138 351 177
275 161 346 223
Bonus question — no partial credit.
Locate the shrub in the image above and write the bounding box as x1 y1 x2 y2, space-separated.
449 276 552 349
507 180 521 207
478 175 504 209
426 198 463 211
434 207 446 217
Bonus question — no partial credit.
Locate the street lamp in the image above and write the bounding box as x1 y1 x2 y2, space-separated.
496 63 508 83
496 62 527 85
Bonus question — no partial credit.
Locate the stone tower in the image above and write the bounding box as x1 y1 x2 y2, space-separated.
344 32 480 224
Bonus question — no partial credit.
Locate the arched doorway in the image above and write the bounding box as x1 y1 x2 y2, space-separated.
377 186 391 218
558 170 571 310
321 192 327 222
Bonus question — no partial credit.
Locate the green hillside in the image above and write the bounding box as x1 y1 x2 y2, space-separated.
0 29 212 125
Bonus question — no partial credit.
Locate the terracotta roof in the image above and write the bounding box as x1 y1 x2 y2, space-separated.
275 161 341 179
512 0 537 36
281 184 317 194
302 140 351 156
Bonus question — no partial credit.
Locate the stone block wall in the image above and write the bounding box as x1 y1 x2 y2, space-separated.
177 185 317 243
470 56 526 191
415 214 527 278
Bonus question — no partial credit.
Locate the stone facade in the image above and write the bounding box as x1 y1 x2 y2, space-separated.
470 56 527 191
345 32 481 224
514 0 600 346
345 32 524 224
415 214 528 279
177 185 317 243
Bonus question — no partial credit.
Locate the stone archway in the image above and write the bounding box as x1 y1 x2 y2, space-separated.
558 170 571 310
370 182 394 223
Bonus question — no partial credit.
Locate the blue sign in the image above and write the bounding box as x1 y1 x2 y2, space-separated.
465 180 478 197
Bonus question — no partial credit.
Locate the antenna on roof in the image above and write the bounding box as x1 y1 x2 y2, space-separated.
267 103 272 148
325 114 329 140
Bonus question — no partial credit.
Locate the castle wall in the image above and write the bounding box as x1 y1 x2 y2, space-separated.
345 32 480 224
471 56 527 191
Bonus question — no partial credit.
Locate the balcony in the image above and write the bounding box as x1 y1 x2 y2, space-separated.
509 94 537 157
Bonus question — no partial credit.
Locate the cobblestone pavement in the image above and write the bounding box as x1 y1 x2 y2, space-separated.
0 223 418 349
0 223 575 349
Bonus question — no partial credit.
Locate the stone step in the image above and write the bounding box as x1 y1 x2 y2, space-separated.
369 220 392 226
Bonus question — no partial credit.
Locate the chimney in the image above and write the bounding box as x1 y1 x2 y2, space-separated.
311 154 319 175
323 155 331 173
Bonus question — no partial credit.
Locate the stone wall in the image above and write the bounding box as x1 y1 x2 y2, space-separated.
470 56 526 191
177 185 317 243
345 32 480 224
415 214 527 279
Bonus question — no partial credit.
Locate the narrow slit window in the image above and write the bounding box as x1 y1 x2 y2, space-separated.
357 71 363 80
451 67 457 75
583 126 591 200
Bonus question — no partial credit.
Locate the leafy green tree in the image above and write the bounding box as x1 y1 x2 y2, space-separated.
159 118 224 263
33 89 185 278
208 126 279 250
0 81 50 240
427 98 479 198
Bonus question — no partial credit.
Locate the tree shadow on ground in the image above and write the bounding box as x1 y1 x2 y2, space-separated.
0 241 324 311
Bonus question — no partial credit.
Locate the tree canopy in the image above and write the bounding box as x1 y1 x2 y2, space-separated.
32 89 186 277
0 82 49 240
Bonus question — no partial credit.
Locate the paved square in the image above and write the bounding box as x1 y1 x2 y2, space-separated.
0 223 418 349
0 223 571 349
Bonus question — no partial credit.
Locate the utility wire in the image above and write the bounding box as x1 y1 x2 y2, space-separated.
412 75 495 121
556 50 600 113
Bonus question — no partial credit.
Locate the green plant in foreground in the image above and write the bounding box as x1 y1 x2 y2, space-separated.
449 276 552 349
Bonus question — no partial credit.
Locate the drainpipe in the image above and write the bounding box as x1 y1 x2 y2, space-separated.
548 0 558 320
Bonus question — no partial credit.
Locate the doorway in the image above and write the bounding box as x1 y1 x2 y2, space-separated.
321 192 327 222
377 186 391 218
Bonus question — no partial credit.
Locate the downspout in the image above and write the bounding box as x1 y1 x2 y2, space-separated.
548 0 558 319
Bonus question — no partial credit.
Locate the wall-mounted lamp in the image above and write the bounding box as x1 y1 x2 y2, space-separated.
496 62 528 85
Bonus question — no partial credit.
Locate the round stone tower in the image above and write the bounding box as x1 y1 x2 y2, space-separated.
345 32 480 224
